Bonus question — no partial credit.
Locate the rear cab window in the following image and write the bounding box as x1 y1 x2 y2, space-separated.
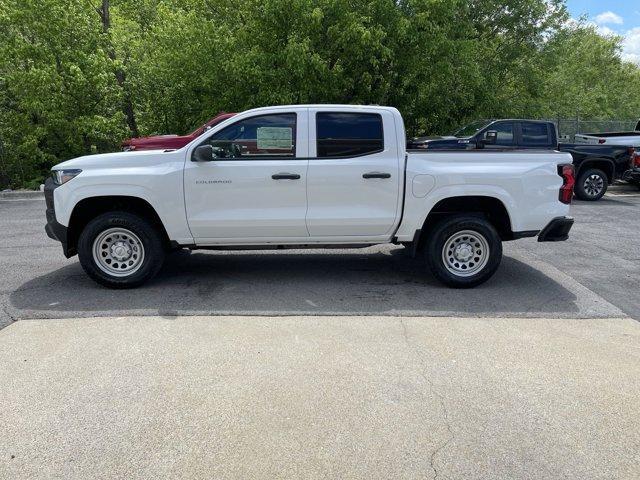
316 112 384 158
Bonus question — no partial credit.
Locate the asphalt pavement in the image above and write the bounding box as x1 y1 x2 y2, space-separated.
1 191 639 327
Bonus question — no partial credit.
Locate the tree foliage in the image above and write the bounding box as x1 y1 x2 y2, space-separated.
1 0 639 187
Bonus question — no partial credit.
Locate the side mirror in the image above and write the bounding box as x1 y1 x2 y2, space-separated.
484 130 498 145
192 144 213 162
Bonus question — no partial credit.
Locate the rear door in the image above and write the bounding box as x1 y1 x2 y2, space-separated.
183 109 309 240
305 109 402 237
518 122 555 149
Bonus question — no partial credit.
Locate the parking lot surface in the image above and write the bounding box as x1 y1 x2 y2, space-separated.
1 188 639 479
1 191 639 326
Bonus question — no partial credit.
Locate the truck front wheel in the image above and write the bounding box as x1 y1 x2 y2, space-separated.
424 215 502 288
77 211 165 288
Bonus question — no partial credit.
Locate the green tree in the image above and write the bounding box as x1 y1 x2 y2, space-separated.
0 0 125 187
1 0 639 189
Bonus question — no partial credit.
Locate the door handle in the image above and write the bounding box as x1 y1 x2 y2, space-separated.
362 172 391 179
272 173 301 180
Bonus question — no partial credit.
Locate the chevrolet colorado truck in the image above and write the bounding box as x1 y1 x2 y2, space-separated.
45 105 575 289
408 119 635 200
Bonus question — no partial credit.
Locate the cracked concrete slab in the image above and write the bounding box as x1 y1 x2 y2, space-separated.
1 315 639 480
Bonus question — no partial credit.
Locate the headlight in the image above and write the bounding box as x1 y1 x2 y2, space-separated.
52 169 82 185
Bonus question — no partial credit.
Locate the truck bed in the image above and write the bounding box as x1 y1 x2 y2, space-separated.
574 132 640 147
578 131 640 138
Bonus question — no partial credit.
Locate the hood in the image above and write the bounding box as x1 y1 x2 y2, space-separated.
53 149 170 170
412 135 464 142
123 134 184 146
129 134 180 142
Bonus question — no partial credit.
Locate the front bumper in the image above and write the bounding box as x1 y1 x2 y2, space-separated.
44 177 74 257
538 216 574 242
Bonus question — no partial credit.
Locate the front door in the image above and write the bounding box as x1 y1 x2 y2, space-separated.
183 110 309 240
478 121 516 150
305 109 402 237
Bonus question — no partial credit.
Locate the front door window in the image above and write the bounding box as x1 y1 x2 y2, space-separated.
203 113 297 159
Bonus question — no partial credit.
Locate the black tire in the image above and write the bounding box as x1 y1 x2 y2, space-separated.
424 215 502 288
575 168 608 201
77 211 165 288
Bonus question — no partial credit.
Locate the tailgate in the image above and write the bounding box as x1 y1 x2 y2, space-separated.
574 134 599 145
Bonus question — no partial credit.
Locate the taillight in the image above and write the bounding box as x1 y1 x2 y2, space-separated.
558 164 575 204
633 152 640 168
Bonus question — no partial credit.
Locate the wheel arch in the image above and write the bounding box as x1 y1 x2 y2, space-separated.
66 196 171 256
576 158 615 183
409 195 514 255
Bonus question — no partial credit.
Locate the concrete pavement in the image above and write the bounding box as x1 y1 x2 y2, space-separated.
1 315 639 480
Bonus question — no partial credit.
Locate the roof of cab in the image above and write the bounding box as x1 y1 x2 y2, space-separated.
241 104 400 115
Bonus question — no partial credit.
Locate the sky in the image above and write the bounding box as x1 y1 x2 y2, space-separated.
566 0 640 64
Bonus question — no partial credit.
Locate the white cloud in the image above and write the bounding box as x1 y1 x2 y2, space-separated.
596 25 616 36
578 19 617 37
566 16 640 66
621 27 640 65
595 11 624 25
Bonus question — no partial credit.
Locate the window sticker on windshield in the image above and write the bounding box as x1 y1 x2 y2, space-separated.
257 127 293 150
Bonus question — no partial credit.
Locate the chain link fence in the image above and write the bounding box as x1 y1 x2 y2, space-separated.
477 118 638 141
551 119 639 140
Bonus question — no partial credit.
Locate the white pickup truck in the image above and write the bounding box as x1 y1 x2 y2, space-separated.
574 120 640 147
45 105 575 289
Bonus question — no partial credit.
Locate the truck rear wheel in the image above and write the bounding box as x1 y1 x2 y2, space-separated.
575 168 608 201
424 215 502 288
77 211 165 288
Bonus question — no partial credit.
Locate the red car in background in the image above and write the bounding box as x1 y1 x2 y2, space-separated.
121 112 236 151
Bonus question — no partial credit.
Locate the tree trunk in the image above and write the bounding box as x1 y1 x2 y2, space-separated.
98 0 139 137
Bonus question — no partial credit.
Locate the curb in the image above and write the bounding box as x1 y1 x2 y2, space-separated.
0 190 44 199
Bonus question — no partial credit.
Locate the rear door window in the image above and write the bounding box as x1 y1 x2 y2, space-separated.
521 123 552 146
316 113 383 158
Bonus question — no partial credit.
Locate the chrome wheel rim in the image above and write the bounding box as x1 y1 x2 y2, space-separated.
92 228 145 277
584 174 604 197
442 230 490 277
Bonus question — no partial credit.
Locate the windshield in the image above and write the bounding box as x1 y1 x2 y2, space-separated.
451 120 492 137
189 114 235 136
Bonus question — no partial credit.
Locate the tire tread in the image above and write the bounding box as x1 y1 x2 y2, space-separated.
77 211 165 288
424 215 502 288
